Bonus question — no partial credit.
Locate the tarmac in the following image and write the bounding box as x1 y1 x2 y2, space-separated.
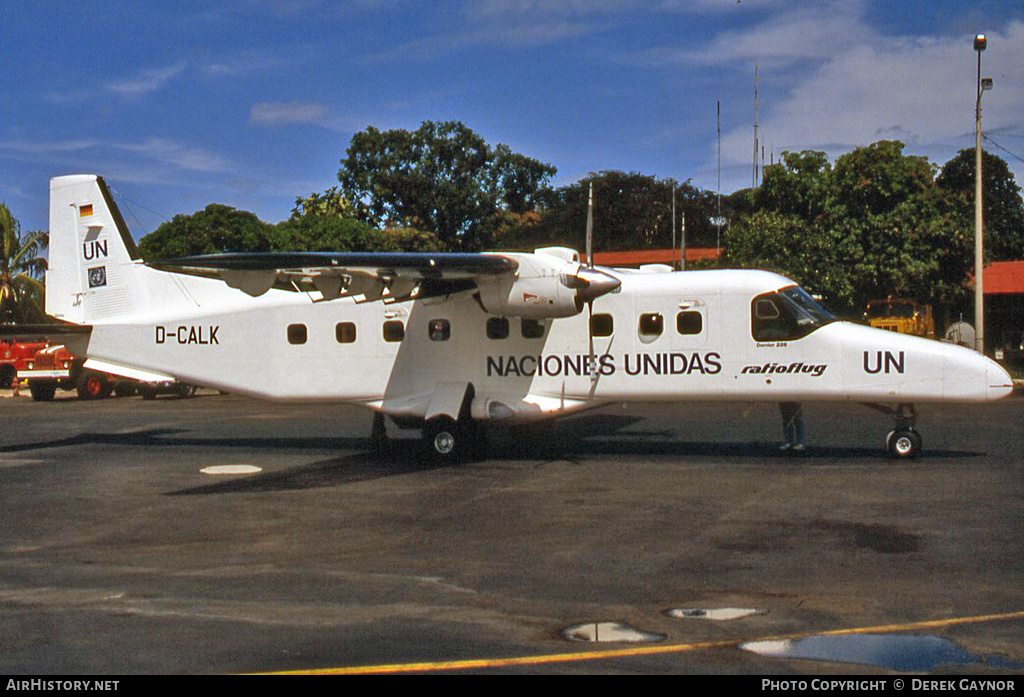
1 389 1022 675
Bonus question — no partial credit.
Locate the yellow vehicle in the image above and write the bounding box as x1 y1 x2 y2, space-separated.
863 297 935 338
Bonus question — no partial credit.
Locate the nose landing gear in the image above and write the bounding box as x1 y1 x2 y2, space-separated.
886 427 922 459
867 403 922 459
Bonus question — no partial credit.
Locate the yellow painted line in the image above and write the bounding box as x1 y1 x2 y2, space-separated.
256 609 1024 675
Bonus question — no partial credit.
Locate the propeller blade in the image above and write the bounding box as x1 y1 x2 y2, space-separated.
589 299 597 389
586 182 594 269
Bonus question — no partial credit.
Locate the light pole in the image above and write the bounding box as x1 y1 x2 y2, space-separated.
973 33 991 354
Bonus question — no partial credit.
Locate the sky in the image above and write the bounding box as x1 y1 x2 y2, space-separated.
2 0 1024 241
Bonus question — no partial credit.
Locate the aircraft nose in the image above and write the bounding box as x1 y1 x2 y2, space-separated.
986 359 1015 401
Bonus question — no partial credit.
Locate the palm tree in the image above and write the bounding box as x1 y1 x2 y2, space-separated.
0 202 48 324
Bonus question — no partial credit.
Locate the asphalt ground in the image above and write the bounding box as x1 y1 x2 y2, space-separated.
1 389 1022 675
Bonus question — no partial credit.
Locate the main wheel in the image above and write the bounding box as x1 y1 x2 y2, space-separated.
886 428 922 459
423 417 469 464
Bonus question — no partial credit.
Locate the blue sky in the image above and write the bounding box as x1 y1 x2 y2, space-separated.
3 0 1023 241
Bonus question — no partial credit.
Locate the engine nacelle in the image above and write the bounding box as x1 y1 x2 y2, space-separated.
476 249 622 319
476 253 582 319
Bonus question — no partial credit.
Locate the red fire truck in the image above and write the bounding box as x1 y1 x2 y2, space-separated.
0 339 48 388
13 342 87 400
12 341 196 401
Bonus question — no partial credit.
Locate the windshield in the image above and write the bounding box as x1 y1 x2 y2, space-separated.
752 285 835 342
779 286 835 327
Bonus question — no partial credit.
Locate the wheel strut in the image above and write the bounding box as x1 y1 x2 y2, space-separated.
864 403 922 459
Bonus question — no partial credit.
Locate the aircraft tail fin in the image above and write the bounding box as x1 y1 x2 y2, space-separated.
46 175 144 324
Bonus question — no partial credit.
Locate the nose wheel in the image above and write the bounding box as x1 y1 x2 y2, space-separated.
865 403 922 459
886 428 922 459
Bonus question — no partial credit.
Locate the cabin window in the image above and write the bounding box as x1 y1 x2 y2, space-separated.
487 317 509 340
522 318 546 339
428 319 450 342
591 313 614 337
336 322 356 344
638 313 663 338
383 320 405 342
676 311 703 335
287 323 307 345
751 286 835 341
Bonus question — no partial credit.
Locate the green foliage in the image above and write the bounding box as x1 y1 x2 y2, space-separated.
291 187 356 220
0 202 48 324
139 200 445 260
139 204 280 260
491 170 728 253
338 121 556 251
937 148 1024 261
755 151 832 219
725 141 974 316
276 215 444 253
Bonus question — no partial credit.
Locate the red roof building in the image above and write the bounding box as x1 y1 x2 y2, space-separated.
587 247 721 267
982 261 1024 295
980 261 1024 353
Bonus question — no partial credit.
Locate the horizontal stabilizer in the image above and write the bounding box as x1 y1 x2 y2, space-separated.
0 323 93 338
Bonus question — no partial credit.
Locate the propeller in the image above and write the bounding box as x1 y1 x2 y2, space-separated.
579 182 619 392
586 182 594 272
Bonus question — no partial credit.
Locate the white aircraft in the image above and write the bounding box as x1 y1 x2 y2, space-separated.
43 174 1013 461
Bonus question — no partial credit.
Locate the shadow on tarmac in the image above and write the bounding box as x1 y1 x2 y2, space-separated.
167 413 981 496
0 413 982 497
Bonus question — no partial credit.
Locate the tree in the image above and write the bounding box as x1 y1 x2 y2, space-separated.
724 141 971 316
139 204 281 261
496 171 726 253
754 150 832 220
0 202 47 324
338 121 556 251
286 182 444 252
291 187 356 220
276 215 444 253
937 148 1024 261
830 140 935 219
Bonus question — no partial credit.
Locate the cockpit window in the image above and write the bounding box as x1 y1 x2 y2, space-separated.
751 285 834 341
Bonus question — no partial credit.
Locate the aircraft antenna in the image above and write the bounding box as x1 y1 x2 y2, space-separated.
671 183 677 271
717 99 722 252
753 61 759 188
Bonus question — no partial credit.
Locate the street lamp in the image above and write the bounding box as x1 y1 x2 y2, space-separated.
973 33 992 354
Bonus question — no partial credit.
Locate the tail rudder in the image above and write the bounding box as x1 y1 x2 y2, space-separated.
46 175 142 323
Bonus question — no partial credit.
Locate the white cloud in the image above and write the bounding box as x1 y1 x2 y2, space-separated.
115 138 233 173
0 139 101 154
250 101 331 126
105 63 187 97
634 0 867 68
719 19 1024 170
368 0 640 61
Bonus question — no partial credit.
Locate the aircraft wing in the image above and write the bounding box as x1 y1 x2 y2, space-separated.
152 252 517 302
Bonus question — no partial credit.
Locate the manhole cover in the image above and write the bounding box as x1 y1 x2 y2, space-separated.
667 607 766 621
562 621 666 643
200 465 262 475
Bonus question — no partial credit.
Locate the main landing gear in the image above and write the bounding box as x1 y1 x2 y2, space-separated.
368 412 481 464
866 403 922 459
423 416 471 464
